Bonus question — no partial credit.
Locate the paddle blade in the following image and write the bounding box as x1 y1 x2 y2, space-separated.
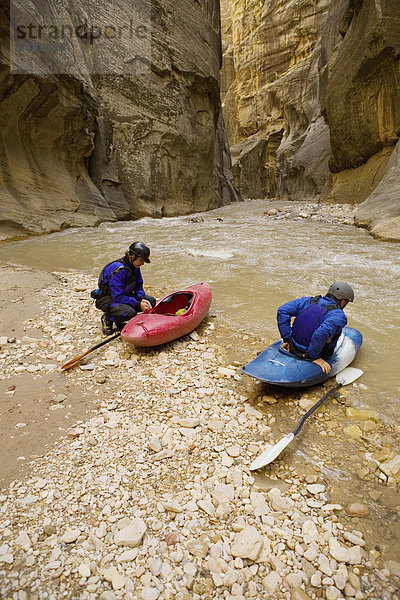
249 433 295 470
336 367 363 386
61 350 90 370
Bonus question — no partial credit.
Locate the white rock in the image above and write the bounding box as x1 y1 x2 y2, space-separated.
262 571 281 593
163 501 183 513
311 573 322 587
207 419 225 431
304 542 319 562
318 553 333 576
117 517 133 530
34 478 47 490
231 526 264 561
197 499 215 516
212 483 234 503
379 455 400 478
148 438 162 453
149 557 163 576
270 494 294 512
61 528 80 543
285 572 304 588
307 483 326 494
117 549 139 563
142 587 160 600
103 566 119 582
14 531 32 551
176 418 199 428
302 519 319 542
329 538 362 564
0 554 13 564
226 444 241 457
326 586 341 600
217 366 236 377
334 570 348 590
78 563 91 578
343 531 365 547
111 574 125 590
212 572 224 586
79 363 96 371
95 523 107 538
114 519 147 547
244 404 263 418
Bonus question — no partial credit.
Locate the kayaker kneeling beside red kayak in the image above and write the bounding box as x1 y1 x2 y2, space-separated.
276 281 355 374
91 241 156 335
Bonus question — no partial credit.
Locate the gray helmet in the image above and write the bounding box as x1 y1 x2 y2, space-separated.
328 281 354 302
129 241 151 263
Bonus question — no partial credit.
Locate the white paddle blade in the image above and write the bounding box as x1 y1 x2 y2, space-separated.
249 433 295 470
336 367 363 386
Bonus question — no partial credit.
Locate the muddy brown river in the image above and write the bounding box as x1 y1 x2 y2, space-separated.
0 200 398 422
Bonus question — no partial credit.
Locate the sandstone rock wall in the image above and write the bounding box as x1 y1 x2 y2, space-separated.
221 0 400 241
319 0 400 240
0 0 239 242
221 0 331 201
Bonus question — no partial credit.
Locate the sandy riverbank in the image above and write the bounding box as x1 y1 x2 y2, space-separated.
0 263 399 599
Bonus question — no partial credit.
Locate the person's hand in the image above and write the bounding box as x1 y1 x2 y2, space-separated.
140 299 152 312
313 358 331 373
281 342 290 352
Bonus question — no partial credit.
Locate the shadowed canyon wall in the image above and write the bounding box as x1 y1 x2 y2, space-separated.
0 0 239 242
221 0 400 240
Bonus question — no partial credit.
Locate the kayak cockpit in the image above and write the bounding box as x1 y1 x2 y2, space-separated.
154 292 193 316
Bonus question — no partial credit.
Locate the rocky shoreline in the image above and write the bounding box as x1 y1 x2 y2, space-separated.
0 267 399 599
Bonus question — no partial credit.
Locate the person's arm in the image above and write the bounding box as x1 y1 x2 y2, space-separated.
133 268 145 301
307 311 347 359
109 269 140 309
277 297 310 342
312 357 331 373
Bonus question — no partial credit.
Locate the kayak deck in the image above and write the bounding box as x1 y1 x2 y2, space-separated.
242 327 363 387
121 282 212 347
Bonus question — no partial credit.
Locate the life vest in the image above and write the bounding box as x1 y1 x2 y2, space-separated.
291 295 338 348
95 257 136 299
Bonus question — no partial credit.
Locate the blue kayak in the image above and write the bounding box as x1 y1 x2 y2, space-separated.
242 327 363 387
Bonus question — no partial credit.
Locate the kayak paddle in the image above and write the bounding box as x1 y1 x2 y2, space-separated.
249 366 363 470
61 332 121 371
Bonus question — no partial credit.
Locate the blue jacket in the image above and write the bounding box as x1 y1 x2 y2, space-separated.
277 295 347 359
99 258 145 310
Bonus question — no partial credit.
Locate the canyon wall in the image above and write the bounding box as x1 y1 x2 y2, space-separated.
221 0 400 240
0 0 239 242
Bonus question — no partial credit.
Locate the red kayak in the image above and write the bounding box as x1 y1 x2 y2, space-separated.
121 282 212 347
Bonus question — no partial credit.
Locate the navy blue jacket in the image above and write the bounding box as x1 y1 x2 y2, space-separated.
99 258 145 310
277 295 347 359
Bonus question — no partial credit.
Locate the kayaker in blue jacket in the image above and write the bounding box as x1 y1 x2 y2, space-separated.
277 281 355 374
93 241 156 335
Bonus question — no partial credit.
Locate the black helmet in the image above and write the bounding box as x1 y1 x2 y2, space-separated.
328 281 354 302
129 241 151 263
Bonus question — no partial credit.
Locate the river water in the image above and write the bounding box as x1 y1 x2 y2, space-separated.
1 200 398 425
